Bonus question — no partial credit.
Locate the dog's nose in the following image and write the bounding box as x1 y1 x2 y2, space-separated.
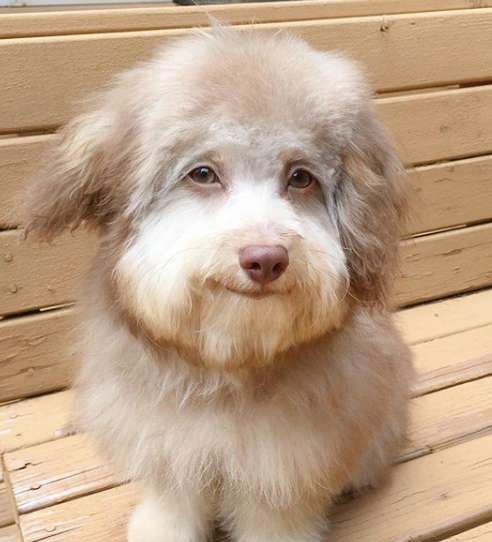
239 245 289 285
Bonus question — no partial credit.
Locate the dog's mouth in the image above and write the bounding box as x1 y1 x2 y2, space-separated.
207 278 289 299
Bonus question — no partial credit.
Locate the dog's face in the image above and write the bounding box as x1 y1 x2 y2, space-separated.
26 29 407 369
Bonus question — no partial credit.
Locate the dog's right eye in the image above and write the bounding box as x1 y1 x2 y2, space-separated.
188 167 219 185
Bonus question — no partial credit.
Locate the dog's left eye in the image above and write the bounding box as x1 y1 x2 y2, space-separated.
288 168 314 190
188 166 219 185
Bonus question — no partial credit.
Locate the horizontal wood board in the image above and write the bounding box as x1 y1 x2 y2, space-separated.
1 9 492 133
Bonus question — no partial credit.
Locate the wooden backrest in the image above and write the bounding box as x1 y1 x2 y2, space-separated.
0 0 491 401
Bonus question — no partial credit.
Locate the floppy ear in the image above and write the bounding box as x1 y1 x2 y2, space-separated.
25 106 122 240
334 106 408 309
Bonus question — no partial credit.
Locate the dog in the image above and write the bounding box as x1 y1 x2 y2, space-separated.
26 27 414 542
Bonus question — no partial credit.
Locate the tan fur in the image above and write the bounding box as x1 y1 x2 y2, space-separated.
26 27 414 542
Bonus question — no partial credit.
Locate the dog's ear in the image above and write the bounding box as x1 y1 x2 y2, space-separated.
25 106 123 240
335 106 407 309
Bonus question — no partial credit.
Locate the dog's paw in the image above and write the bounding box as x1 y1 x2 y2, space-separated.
128 496 210 542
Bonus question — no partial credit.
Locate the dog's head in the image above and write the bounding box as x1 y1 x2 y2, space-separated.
26 29 407 369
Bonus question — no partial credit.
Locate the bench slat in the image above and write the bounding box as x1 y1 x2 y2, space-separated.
331 433 492 541
0 391 72 453
0 308 77 403
2 1 492 39
412 323 492 396
442 521 492 541
2 9 492 133
19 484 138 542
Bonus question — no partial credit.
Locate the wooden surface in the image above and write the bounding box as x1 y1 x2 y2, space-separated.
443 522 492 541
0 290 491 541
0 391 72 453
331 434 492 542
397 222 492 306
0 467 14 528
0 229 95 317
0 308 77 403
2 0 492 39
19 484 139 542
2 9 492 133
0 525 20 542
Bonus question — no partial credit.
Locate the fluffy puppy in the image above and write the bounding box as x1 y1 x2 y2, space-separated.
26 27 414 542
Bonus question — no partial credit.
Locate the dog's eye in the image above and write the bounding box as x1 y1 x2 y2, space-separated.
288 168 314 190
188 166 219 185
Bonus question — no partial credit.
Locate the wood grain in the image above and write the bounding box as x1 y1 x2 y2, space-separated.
0 390 72 453
396 288 492 345
0 308 77 403
403 377 492 461
412 323 492 395
0 229 96 317
2 1 492 39
0 135 53 229
0 467 14 528
0 525 20 542
406 155 492 235
4 434 116 514
331 434 492 541
377 85 492 165
396 222 492 306
19 483 139 542
2 9 492 132
443 521 492 541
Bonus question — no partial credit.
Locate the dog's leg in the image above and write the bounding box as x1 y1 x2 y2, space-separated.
128 489 214 542
221 495 330 542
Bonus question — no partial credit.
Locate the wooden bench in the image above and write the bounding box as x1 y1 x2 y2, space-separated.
1 1 492 540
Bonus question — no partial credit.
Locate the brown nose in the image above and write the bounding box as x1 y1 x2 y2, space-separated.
239 245 289 285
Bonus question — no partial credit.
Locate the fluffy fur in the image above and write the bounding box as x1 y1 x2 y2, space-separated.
26 28 414 542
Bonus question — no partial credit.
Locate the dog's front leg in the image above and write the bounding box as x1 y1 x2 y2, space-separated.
128 488 214 542
221 494 331 542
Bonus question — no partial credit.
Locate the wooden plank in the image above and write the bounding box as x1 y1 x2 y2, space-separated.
0 390 72 453
378 85 492 165
0 467 14 528
2 9 492 133
396 288 492 345
0 229 96 317
20 484 139 542
0 308 77 403
412 323 492 395
2 1 492 39
4 434 116 514
396 222 492 306
405 155 492 235
331 434 492 541
4 132 492 232
0 135 53 229
0 525 20 542
443 521 492 541
5 375 492 515
403 377 492 461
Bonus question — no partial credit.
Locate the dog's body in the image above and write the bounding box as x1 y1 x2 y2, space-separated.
27 29 413 542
